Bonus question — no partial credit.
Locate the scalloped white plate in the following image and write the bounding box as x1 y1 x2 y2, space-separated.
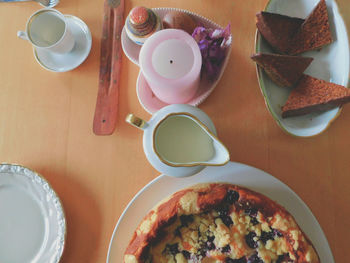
106 161 334 262
0 164 66 263
122 7 232 114
255 0 350 137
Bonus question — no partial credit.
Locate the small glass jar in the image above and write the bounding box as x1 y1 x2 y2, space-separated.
125 6 163 45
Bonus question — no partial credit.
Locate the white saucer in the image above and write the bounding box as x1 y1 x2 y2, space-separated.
34 15 92 72
0 164 66 263
107 161 334 262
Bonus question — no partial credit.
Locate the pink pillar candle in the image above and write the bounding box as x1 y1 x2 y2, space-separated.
139 29 202 104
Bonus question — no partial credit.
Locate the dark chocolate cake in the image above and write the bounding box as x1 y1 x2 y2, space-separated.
282 74 350 118
251 53 313 87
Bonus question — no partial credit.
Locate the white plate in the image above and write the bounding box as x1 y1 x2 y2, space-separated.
122 7 232 114
106 161 334 262
0 164 66 263
255 0 350 137
34 15 92 72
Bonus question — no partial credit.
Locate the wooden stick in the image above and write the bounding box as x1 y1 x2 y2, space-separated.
93 0 124 135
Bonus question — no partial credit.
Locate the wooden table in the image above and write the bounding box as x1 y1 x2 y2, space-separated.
0 0 349 262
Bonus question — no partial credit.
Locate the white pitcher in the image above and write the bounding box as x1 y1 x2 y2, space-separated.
126 104 230 177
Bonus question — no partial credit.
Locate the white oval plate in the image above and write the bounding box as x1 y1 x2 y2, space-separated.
106 161 334 262
0 164 66 263
122 7 232 114
255 0 350 137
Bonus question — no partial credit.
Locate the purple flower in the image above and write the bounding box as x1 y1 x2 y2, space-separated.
192 26 207 42
192 24 231 81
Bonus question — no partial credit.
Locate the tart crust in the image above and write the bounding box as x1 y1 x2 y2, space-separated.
124 183 320 263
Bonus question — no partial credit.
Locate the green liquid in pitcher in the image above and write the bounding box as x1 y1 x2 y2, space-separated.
155 115 214 164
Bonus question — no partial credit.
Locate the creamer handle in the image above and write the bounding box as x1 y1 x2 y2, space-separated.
125 114 147 130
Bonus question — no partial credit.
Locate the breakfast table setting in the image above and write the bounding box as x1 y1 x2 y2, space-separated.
0 0 350 262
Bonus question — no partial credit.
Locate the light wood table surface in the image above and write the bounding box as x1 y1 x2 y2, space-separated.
0 0 349 262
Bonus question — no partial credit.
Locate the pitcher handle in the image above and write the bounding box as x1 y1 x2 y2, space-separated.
125 114 147 130
17 31 29 40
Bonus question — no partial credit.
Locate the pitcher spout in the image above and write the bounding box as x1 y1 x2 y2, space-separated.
203 135 230 166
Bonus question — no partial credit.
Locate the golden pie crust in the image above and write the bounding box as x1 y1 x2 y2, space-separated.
124 183 320 263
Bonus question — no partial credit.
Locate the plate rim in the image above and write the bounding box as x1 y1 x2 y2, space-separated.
106 173 162 262
106 161 334 262
254 0 350 138
0 163 66 263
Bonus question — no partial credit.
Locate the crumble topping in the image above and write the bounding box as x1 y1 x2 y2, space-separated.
124 184 319 263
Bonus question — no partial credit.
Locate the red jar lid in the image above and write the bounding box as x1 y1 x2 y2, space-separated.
129 6 149 25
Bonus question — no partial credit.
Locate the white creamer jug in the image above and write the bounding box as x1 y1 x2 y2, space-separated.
126 104 230 177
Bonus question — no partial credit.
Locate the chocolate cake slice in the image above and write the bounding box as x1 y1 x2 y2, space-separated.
288 0 333 55
256 12 304 54
282 74 350 118
251 53 313 87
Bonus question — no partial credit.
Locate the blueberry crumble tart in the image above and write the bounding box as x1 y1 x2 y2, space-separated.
124 183 319 263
